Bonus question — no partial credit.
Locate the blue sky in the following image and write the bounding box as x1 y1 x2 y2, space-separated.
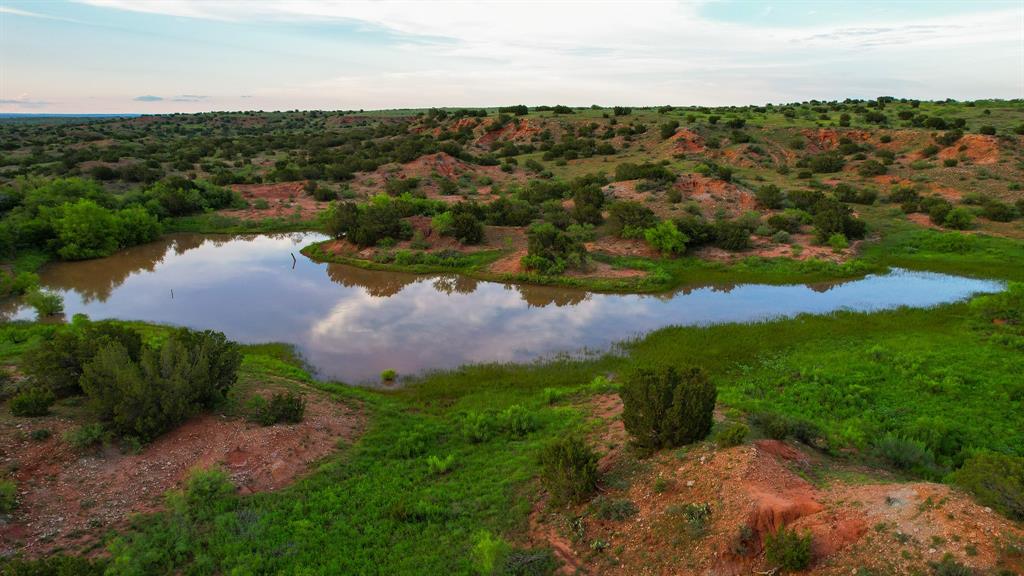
1 0 1021 113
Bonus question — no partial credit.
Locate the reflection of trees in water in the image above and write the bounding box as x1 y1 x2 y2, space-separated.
432 274 479 295
41 236 185 303
325 264 420 298
511 283 589 308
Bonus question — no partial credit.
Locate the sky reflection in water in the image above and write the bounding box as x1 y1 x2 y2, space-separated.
7 233 1004 383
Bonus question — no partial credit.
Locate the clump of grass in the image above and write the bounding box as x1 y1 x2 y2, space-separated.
589 496 638 521
715 422 749 448
426 454 455 475
764 525 813 571
0 479 17 513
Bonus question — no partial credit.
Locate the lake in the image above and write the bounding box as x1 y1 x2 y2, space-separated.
6 233 1004 383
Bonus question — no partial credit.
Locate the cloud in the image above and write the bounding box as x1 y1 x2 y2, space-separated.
171 94 208 102
0 5 82 23
49 1 1024 107
133 95 164 102
0 97 49 109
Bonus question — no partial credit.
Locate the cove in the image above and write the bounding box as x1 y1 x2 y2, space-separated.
6 233 1004 384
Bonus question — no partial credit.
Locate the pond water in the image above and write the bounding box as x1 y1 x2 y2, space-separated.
5 233 1004 384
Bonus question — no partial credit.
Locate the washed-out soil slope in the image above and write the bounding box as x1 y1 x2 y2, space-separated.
0 390 365 557
527 394 1024 575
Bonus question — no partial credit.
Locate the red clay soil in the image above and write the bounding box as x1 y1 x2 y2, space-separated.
667 129 706 155
800 128 872 153
220 181 328 221
938 134 1001 165
476 118 542 148
527 395 1024 575
0 392 365 558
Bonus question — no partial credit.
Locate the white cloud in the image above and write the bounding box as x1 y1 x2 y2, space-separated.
33 1 1024 108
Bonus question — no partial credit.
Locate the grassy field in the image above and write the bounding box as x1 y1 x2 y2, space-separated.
4 288 1020 573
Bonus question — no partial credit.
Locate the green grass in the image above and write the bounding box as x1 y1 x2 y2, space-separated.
163 213 320 234
3 291 1016 574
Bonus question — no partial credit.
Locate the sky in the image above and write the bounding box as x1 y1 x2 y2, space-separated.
1 0 1022 113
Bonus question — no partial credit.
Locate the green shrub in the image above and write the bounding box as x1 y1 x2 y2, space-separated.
25 289 63 317
522 222 586 274
30 429 51 441
716 422 749 448
828 233 849 251
950 453 1023 521
498 405 539 438
644 220 688 256
590 496 638 521
607 201 657 238
175 467 237 520
538 435 599 506
713 220 752 251
620 366 716 449
0 479 16 513
22 318 143 397
80 328 241 441
63 423 106 452
254 391 306 425
0 554 107 575
943 207 974 230
381 369 397 382
253 198 270 210
764 525 813 570
755 184 785 209
471 530 511 576
9 387 55 417
872 434 940 478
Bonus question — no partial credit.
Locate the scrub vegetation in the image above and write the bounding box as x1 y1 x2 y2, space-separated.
1 100 1022 573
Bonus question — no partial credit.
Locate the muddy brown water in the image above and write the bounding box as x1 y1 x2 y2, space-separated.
4 233 1004 384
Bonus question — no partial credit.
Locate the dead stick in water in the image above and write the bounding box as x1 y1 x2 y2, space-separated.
291 252 297 269
170 289 174 299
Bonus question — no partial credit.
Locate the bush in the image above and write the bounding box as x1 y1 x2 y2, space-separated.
498 405 539 438
0 479 16 513
522 222 586 274
79 328 241 441
980 200 1018 222
63 423 106 451
857 159 887 177
755 184 785 209
872 434 940 478
812 199 866 242
950 453 1023 521
22 319 143 398
713 220 752 251
716 422 749 448
944 207 974 230
9 387 55 417
538 435 599 506
828 233 848 251
764 526 813 570
381 369 397 382
25 289 63 317
644 220 688 256
253 391 306 425
620 366 716 449
607 201 657 238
